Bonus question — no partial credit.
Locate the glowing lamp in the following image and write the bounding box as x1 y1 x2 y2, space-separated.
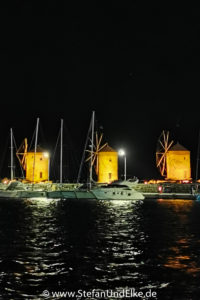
43 152 49 158
118 149 126 180
118 149 125 156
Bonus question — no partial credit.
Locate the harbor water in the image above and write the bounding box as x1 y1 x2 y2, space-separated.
0 198 200 299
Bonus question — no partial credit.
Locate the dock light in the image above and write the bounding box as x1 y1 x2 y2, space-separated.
118 149 125 156
43 152 50 180
43 152 49 158
118 149 126 181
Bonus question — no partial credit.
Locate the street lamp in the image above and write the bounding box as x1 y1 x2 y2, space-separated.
43 152 50 181
118 149 126 181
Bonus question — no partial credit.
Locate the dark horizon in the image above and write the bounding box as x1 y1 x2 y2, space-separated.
1 3 200 180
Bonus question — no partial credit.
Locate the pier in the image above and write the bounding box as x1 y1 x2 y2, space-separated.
0 181 198 200
134 183 197 200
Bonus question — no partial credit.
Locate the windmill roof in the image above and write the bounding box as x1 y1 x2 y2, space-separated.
169 142 189 151
99 144 117 152
28 146 47 153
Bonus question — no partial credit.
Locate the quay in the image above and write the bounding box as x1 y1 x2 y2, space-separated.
141 193 195 200
134 183 197 200
0 181 198 200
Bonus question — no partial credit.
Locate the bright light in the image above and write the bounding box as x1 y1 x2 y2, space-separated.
43 152 49 158
118 149 125 156
181 180 190 184
118 149 127 181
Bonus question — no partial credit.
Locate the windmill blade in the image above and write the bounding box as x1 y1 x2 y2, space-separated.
156 130 174 177
97 133 103 150
85 152 94 162
157 153 165 167
156 152 161 165
164 133 168 150
16 138 28 170
85 149 94 154
86 131 107 175
92 153 97 166
166 140 173 152
95 155 99 175
98 142 108 152
161 154 166 176
159 140 165 150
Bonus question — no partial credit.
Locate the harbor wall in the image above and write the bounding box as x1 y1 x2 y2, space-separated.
134 183 197 194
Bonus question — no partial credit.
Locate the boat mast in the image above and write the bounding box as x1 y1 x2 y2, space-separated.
89 111 95 188
76 114 93 183
196 128 200 181
60 118 63 184
10 128 14 180
32 118 39 183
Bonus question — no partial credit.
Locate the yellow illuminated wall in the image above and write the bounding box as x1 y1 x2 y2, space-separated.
97 145 118 183
166 143 191 180
26 151 49 182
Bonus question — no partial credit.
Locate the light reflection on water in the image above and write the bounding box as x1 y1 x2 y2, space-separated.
0 198 200 299
156 200 200 276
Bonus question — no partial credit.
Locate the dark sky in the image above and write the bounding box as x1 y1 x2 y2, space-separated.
0 2 200 180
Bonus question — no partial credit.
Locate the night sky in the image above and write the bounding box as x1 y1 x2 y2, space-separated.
0 2 200 180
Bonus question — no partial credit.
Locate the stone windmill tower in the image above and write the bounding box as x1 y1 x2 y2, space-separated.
16 139 50 183
86 132 118 184
156 130 191 180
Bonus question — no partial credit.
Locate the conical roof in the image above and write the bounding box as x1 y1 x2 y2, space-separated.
99 144 117 152
28 145 47 153
169 142 189 152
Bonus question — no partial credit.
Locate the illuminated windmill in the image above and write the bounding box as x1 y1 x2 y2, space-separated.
156 130 174 177
85 132 118 183
85 132 108 176
16 138 50 183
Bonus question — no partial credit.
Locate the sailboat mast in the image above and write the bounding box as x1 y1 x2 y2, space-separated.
89 111 95 188
32 118 39 182
196 128 200 181
76 114 93 183
10 128 14 180
60 119 63 184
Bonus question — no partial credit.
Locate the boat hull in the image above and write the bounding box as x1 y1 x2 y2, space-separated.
47 187 144 200
0 190 47 198
0 187 144 200
91 188 144 200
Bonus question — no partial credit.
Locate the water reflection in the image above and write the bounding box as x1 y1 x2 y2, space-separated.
0 198 200 299
156 200 200 276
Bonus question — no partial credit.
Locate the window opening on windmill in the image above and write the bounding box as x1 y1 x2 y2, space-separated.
40 172 43 179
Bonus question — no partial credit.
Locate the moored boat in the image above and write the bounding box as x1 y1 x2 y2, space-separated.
47 182 144 200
